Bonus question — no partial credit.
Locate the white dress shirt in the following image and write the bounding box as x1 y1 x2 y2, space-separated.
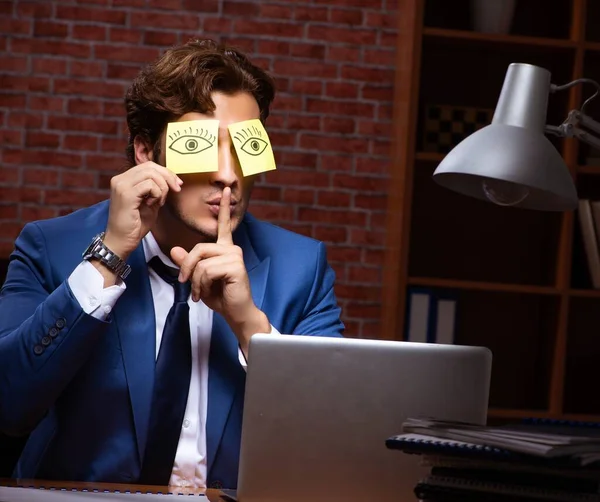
68 232 277 488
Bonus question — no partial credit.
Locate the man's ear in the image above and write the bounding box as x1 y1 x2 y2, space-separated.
134 135 154 164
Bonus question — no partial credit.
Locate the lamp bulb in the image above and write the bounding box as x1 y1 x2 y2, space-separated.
482 179 530 207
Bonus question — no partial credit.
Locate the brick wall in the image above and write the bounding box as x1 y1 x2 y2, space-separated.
0 0 399 338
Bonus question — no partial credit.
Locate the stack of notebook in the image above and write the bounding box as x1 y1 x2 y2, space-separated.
386 417 600 501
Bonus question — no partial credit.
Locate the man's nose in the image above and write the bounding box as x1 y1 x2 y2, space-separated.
212 145 241 187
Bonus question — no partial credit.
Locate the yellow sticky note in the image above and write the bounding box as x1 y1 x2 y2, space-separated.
228 119 276 177
166 120 219 174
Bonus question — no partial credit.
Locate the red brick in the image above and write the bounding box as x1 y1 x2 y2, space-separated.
11 39 91 58
0 222 24 240
308 25 376 45
247 203 294 222
0 56 28 72
21 206 57 221
143 30 178 46
70 60 105 78
7 112 43 129
290 43 326 60
295 6 328 22
329 8 364 25
63 134 99 151
306 99 375 118
0 94 26 108
32 57 68 75
234 19 303 38
252 186 282 202
260 4 292 19
364 48 395 66
106 63 141 80
356 157 390 175
56 5 127 24
378 104 393 121
358 119 390 137
54 79 125 98
29 96 64 112
350 229 386 247
16 1 53 17
322 117 356 135
220 36 255 53
0 1 12 15
314 0 381 7
44 189 106 207
131 11 200 30
72 25 107 41
100 137 127 152
110 27 142 44
326 82 359 98
272 94 303 112
223 1 260 16
298 207 366 226
257 40 290 55
25 132 60 148
112 0 145 6
34 20 68 37
287 115 320 131
341 65 395 82
23 150 83 169
333 174 387 192
68 98 103 116
345 302 381 318
147 0 182 9
0 204 18 220
85 154 128 171
182 0 219 11
327 245 361 263
200 17 233 34
317 190 351 207
319 154 354 172
0 164 19 180
95 44 159 63
103 101 124 117
380 31 397 47
280 152 318 168
314 225 348 243
362 85 394 101
327 46 361 63
47 116 119 135
0 18 31 35
335 283 380 301
2 75 50 92
283 188 314 205
372 139 391 156
61 171 97 188
23 168 59 186
290 80 323 95
274 59 336 79
268 169 330 188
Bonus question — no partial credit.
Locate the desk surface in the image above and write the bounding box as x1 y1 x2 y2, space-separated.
0 479 225 501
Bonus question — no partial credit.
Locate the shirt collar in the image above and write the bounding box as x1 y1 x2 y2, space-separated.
142 232 179 269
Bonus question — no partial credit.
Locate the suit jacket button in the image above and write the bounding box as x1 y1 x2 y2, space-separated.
41 336 51 346
48 327 59 338
210 480 223 489
55 318 66 329
33 345 44 355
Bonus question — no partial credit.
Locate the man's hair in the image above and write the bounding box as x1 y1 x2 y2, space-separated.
124 38 276 166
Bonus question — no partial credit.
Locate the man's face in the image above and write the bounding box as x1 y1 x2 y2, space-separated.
156 92 260 242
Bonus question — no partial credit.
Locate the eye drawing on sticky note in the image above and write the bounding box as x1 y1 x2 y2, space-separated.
228 119 277 177
168 126 215 155
165 119 219 174
232 125 269 157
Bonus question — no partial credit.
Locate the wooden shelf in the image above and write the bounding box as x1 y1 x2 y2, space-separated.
489 408 600 422
584 41 600 53
568 288 600 298
577 165 600 175
408 277 559 296
423 27 578 49
415 151 445 162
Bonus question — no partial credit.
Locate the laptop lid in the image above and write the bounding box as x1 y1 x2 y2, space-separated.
236 334 492 502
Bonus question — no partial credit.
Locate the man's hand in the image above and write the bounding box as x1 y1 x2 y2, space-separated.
170 187 270 355
104 162 183 261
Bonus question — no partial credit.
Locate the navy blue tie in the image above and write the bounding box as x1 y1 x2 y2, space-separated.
139 256 192 485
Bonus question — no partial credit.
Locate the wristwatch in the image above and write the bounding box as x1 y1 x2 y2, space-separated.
82 232 131 280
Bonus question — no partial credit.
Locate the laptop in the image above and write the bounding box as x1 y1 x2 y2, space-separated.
231 334 492 502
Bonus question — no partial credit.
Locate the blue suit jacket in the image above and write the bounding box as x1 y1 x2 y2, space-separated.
0 200 344 489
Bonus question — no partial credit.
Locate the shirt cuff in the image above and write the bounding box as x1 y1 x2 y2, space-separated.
68 261 126 320
238 324 281 371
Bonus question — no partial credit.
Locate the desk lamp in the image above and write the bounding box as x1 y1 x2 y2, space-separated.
432 62 600 211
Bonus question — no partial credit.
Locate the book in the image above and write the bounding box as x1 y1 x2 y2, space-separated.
398 417 600 464
405 287 457 344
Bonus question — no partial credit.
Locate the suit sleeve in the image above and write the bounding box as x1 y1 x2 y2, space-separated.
0 222 111 436
292 242 345 338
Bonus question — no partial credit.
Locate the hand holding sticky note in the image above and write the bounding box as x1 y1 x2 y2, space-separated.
228 119 277 176
166 119 219 174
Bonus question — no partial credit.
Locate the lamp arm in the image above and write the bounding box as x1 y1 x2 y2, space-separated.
545 110 600 151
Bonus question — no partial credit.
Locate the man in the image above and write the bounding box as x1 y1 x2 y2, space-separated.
0 39 344 490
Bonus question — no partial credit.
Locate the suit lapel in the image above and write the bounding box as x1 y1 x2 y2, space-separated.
206 219 271 472
113 245 156 464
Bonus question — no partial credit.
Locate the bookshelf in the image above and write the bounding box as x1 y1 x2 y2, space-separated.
383 0 600 422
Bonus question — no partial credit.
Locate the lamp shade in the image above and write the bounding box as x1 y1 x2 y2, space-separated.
432 63 578 211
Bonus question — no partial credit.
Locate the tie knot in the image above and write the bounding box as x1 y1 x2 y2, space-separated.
149 256 191 303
